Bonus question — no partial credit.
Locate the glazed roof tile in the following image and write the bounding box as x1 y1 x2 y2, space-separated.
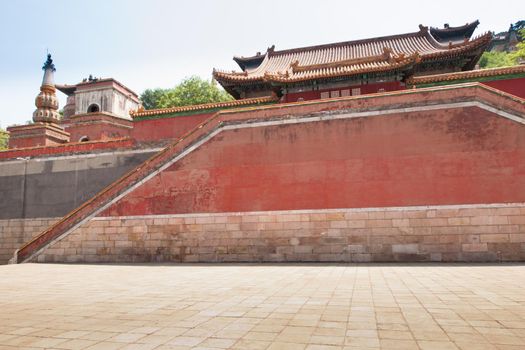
214 25 492 85
131 95 278 118
263 49 421 83
408 65 525 85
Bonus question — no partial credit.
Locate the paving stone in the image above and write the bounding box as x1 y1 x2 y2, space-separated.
54 338 99 350
418 340 460 349
0 263 524 349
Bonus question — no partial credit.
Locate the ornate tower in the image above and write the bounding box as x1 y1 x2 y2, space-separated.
33 54 60 123
6 54 70 148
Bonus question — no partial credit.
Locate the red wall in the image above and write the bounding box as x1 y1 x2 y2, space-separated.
482 77 525 99
101 105 525 216
8 135 55 149
132 113 212 142
66 123 131 143
282 81 404 103
0 138 135 160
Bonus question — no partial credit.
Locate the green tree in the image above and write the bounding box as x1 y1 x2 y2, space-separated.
140 88 169 110
510 28 525 63
140 76 233 110
478 51 515 68
0 127 9 150
479 27 525 69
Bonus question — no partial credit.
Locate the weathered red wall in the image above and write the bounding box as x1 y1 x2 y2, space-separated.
482 77 525 99
282 81 404 103
8 135 54 149
0 138 135 160
65 123 131 143
132 113 212 142
101 105 525 216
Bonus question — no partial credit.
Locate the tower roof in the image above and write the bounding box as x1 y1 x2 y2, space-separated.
429 20 480 44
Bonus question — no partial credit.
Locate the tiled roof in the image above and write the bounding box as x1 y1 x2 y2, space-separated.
264 50 421 84
213 26 492 86
429 20 480 43
407 65 525 85
131 95 278 118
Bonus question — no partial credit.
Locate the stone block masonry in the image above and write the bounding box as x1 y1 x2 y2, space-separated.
0 218 59 264
29 203 525 263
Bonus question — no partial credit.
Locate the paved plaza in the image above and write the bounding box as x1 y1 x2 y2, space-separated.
0 264 524 350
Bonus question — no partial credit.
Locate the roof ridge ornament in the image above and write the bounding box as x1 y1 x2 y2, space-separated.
409 51 422 64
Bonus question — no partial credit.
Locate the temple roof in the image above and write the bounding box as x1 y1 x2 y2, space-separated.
214 24 491 94
429 20 480 43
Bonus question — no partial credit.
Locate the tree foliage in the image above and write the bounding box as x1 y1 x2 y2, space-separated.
140 88 169 110
478 51 516 68
479 26 525 69
0 127 9 150
140 76 233 110
509 28 525 63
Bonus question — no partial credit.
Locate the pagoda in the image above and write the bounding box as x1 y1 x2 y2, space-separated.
33 54 61 123
213 20 492 102
7 54 70 148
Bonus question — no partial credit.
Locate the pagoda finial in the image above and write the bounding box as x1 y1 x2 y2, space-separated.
33 54 60 123
42 53 56 72
41 53 56 87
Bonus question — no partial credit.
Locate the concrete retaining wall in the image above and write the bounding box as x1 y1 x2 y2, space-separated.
0 149 158 219
29 203 525 263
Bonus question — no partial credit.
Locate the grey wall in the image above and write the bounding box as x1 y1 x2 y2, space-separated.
0 150 158 219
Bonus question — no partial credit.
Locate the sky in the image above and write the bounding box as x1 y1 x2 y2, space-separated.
0 0 522 127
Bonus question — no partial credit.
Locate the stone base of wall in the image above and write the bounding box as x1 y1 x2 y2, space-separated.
0 218 59 264
28 204 525 263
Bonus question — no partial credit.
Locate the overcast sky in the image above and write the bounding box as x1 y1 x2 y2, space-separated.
0 0 522 127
